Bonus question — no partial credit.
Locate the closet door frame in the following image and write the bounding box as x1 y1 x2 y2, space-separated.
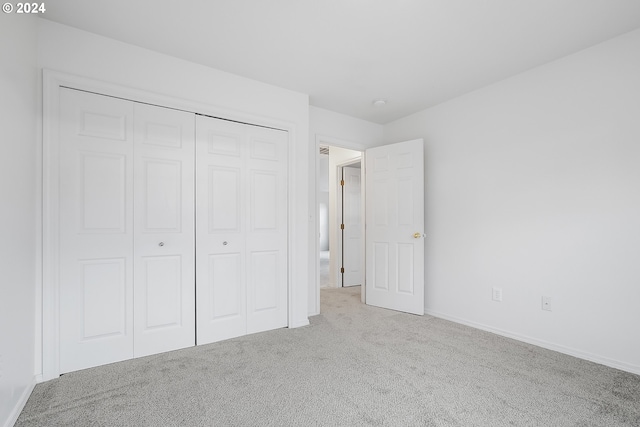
40 70 300 381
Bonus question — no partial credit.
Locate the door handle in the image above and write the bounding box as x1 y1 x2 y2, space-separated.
413 232 424 239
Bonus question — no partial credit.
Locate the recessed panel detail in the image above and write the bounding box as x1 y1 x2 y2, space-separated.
373 180 389 226
397 177 413 226
143 159 181 232
209 253 242 320
80 152 126 233
251 138 278 161
397 152 413 169
142 256 181 329
251 171 277 230
251 251 278 312
80 258 126 340
209 166 240 232
79 111 126 140
374 243 389 290
373 155 388 172
346 235 361 273
144 122 182 148
207 131 241 156
397 244 414 294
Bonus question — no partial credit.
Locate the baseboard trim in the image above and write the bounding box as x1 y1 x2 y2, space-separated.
3 378 35 427
424 309 640 376
290 319 310 329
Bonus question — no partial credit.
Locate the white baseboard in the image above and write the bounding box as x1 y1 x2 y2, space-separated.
425 309 640 376
290 319 310 328
3 379 35 427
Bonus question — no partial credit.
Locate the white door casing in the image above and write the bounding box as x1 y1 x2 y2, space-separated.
342 166 364 287
58 89 196 373
132 103 196 358
195 116 288 345
365 139 425 315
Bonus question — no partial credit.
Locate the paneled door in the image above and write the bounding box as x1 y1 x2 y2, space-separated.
132 103 195 358
59 88 136 373
58 88 195 373
195 115 288 345
342 166 363 286
365 139 425 315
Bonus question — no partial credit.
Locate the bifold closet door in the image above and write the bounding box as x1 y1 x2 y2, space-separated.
195 115 288 345
58 88 195 374
59 88 135 373
132 103 195 358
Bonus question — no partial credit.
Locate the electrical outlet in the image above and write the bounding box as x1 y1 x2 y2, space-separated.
542 296 552 311
492 287 503 302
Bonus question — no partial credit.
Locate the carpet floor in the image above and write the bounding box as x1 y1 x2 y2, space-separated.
16 286 640 426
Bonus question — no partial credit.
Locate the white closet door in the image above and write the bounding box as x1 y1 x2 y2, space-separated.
196 117 247 343
245 124 288 335
195 116 288 345
59 88 135 373
133 103 195 357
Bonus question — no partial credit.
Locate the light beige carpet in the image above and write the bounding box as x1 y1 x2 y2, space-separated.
16 286 640 426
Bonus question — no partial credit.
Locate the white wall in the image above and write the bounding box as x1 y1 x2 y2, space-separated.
384 29 640 374
36 19 310 377
310 106 385 147
308 106 383 314
0 13 38 427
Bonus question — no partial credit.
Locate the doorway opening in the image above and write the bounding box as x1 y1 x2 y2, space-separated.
316 143 364 313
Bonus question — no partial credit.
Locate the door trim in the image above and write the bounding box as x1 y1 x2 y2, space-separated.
40 70 301 381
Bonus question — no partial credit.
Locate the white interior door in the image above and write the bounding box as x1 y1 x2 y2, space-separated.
365 139 425 315
342 166 363 286
196 116 288 345
59 88 135 373
132 103 195 357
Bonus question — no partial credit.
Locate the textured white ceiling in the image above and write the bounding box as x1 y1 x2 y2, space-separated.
42 0 640 124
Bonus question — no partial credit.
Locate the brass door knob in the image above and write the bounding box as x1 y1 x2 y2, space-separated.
413 232 422 239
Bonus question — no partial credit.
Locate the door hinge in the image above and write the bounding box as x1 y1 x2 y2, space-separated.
340 179 344 186
340 267 345 273
340 223 344 230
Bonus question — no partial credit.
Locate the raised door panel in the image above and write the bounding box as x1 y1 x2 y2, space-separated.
133 103 195 358
141 159 182 232
139 256 182 329
80 259 127 340
208 166 241 233
204 252 246 341
79 152 127 232
250 251 279 312
59 88 135 374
